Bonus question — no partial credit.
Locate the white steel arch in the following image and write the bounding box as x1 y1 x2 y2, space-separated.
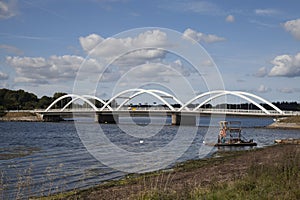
179 90 283 114
234 91 283 114
45 94 99 112
83 95 113 111
116 89 185 111
61 95 113 111
191 91 270 114
44 89 283 115
100 89 177 111
179 90 223 112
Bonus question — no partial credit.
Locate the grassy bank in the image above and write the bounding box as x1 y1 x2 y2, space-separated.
279 115 300 124
42 144 300 200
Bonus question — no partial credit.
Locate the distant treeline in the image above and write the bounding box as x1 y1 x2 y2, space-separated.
0 88 299 111
0 88 115 111
0 88 67 110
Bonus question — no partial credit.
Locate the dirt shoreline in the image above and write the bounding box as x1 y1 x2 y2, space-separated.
268 116 300 129
46 144 299 200
268 122 300 129
0 112 43 122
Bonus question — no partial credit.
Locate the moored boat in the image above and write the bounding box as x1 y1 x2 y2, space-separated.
215 121 257 147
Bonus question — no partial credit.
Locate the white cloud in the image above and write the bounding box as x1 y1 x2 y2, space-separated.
80 29 223 71
254 67 268 77
183 28 225 43
79 34 104 53
79 30 169 67
257 84 271 93
162 1 221 15
6 55 103 85
114 49 166 67
0 71 9 80
115 59 193 87
201 59 214 67
0 0 18 19
269 53 300 77
225 15 235 23
249 19 277 28
254 8 280 16
118 61 187 84
0 44 23 55
277 87 300 94
283 19 300 40
181 1 220 14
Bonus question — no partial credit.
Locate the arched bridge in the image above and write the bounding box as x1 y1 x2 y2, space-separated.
37 89 298 124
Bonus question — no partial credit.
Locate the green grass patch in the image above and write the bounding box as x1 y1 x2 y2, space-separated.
138 145 300 200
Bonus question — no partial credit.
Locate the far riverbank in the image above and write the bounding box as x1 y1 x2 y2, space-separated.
268 115 300 129
0 111 43 122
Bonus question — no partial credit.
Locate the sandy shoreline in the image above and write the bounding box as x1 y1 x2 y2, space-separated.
268 122 300 129
268 116 300 129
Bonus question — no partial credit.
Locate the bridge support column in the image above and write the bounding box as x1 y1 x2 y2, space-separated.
95 113 119 124
43 115 63 122
172 113 196 126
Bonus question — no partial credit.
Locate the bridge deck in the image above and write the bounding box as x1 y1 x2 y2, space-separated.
35 108 299 118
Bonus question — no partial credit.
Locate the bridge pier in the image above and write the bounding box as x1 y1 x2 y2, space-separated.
95 113 119 124
172 113 197 126
43 115 63 122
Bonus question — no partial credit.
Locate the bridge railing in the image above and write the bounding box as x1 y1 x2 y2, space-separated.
196 108 266 113
38 107 300 116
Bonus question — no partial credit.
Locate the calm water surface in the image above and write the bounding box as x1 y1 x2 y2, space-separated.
0 116 299 199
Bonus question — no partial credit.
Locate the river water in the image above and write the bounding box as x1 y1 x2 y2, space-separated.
0 116 299 199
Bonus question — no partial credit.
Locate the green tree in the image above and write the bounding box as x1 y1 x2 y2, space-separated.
37 96 53 109
52 92 70 109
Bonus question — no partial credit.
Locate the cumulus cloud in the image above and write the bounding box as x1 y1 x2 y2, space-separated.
0 0 18 19
225 15 235 23
6 29 205 86
80 30 168 57
0 71 9 80
114 49 166 67
119 61 188 84
79 34 104 53
115 59 193 87
268 53 300 77
183 28 225 43
254 67 268 77
79 29 223 71
6 55 102 84
257 84 271 93
283 19 300 40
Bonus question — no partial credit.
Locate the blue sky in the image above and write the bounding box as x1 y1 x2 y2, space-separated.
0 0 300 103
